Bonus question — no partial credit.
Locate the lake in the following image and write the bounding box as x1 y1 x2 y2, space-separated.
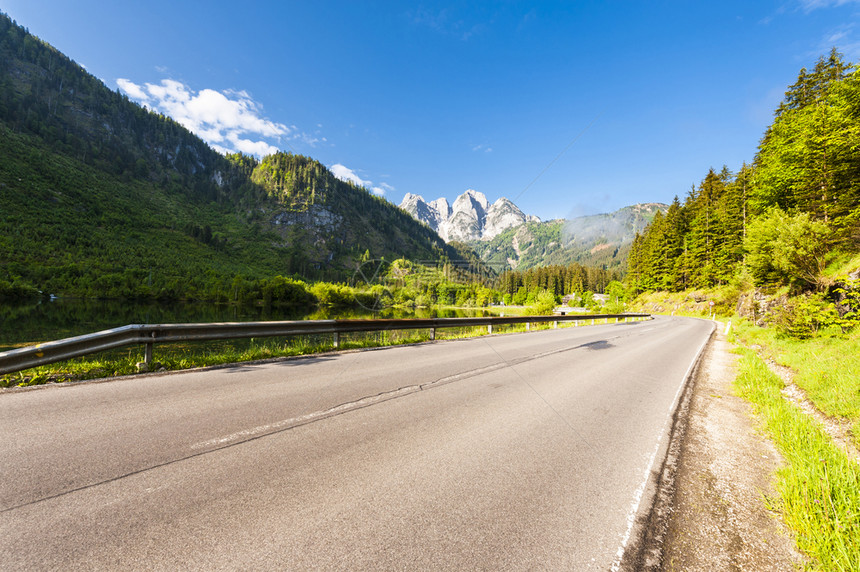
0 298 493 350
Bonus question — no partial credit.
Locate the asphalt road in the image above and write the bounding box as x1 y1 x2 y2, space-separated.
1 316 713 571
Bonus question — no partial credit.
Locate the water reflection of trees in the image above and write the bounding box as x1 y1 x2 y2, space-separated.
0 300 491 347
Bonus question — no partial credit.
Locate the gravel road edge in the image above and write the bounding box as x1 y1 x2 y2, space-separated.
625 321 805 571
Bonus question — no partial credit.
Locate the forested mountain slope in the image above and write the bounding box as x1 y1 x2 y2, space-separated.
471 203 667 273
629 49 859 294
0 13 465 300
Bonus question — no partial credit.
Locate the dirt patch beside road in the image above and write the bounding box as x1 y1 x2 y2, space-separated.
660 325 805 570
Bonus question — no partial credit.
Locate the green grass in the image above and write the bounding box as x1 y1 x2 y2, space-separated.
0 316 629 388
734 321 860 448
1 336 334 388
733 346 860 570
825 252 860 279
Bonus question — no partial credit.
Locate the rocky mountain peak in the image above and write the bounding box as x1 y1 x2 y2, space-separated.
428 197 452 219
399 190 538 242
456 189 490 212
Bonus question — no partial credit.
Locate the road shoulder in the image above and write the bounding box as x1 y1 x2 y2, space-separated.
659 325 804 570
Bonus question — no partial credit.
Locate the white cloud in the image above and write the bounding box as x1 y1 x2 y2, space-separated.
762 1 858 24
226 134 280 157
824 28 851 44
116 78 289 157
330 164 389 196
116 78 149 101
799 0 860 11
330 163 367 186
837 40 860 59
827 24 860 56
807 23 860 61
410 7 485 41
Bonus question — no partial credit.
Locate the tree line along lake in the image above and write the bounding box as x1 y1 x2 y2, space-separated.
0 298 495 351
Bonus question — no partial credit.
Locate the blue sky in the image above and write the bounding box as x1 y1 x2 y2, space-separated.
3 1 860 221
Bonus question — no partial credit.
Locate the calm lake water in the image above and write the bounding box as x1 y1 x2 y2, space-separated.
0 298 492 349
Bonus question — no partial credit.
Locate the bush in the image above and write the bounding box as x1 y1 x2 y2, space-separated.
393 287 417 306
831 278 860 333
771 292 837 339
0 279 40 301
605 280 626 304
533 290 557 315
745 208 831 291
310 282 355 307
414 293 432 307
512 287 527 306
260 276 314 307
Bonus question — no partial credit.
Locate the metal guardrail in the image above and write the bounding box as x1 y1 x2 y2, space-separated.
0 313 650 375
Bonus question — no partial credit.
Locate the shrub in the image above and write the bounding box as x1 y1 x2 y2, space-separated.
258 276 313 307
745 208 831 291
0 279 40 301
533 290 558 315
771 292 837 339
310 282 355 307
831 278 860 333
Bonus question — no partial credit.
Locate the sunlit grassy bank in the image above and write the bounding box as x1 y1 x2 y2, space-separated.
732 345 860 570
632 283 860 568
631 285 745 318
735 321 860 449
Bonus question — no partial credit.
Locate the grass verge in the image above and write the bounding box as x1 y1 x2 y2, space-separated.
733 346 860 570
0 318 610 388
734 321 860 449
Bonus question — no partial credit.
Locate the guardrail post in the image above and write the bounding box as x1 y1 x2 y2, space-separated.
145 331 155 365
333 332 340 348
430 328 436 341
488 324 493 334
526 323 530 331
553 320 558 329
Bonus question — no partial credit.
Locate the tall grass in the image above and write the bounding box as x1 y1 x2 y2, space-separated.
734 347 860 570
1 336 333 388
0 318 600 388
735 321 860 448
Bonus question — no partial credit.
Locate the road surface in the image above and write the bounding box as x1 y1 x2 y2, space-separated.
1 316 713 570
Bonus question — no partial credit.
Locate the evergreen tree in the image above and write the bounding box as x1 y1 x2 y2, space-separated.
754 48 857 236
662 197 687 289
686 169 725 287
713 165 748 283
